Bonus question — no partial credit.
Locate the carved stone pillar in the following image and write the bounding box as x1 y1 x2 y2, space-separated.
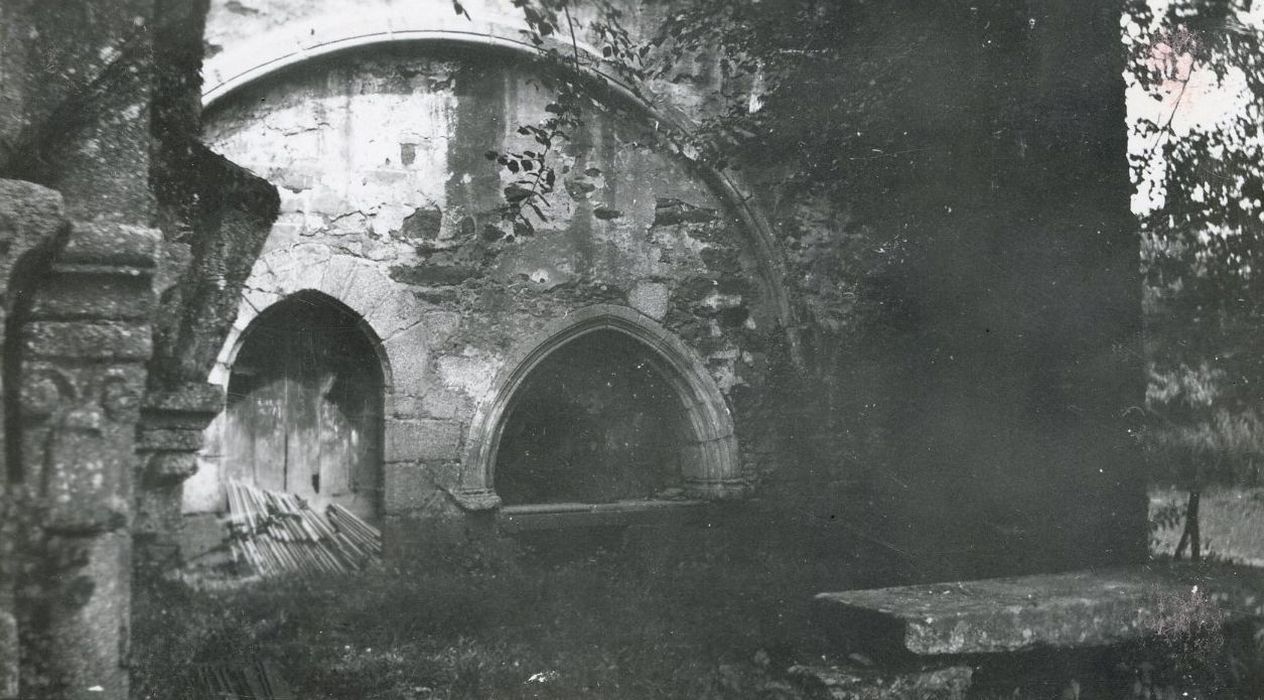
7 211 158 699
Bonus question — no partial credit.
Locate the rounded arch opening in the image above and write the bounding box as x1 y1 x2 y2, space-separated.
217 290 387 522
459 306 742 509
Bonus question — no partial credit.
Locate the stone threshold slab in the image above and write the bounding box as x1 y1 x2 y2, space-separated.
814 563 1264 656
498 499 706 532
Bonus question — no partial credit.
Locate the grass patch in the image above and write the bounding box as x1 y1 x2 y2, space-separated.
134 508 1263 698
131 524 864 699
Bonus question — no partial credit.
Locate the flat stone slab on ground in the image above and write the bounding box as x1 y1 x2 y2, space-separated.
815 563 1264 656
498 499 706 532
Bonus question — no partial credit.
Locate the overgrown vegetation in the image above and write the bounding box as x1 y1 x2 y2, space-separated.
132 532 840 699
1125 0 1264 555
131 534 1264 699
1128 0 1264 476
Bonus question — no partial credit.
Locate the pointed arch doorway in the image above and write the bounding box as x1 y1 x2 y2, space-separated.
223 291 386 521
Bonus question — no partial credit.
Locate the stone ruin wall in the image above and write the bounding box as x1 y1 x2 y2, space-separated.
185 47 787 550
0 0 1149 695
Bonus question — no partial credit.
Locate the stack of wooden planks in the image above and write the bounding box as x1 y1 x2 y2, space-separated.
192 660 294 699
225 479 381 576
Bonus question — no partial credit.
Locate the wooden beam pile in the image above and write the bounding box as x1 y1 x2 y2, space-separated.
192 659 294 699
225 479 381 577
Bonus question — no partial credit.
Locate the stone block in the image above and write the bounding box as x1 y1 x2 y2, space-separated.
362 237 399 261
398 206 443 240
136 428 203 452
155 240 193 296
183 449 226 514
317 254 365 301
241 286 281 316
386 393 425 419
422 310 461 345
18 365 94 417
385 419 462 462
629 282 670 320
59 221 159 267
421 389 469 420
142 382 224 418
383 326 431 388
21 321 152 360
28 274 153 320
145 453 198 485
435 350 501 403
365 287 423 339
340 263 397 320
383 461 448 515
0 179 64 239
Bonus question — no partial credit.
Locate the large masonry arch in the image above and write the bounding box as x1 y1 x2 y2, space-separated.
200 5 799 364
456 305 742 509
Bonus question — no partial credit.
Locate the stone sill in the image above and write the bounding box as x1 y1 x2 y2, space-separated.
498 499 706 532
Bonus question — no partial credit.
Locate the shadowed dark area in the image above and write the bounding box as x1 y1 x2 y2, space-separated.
495 329 687 505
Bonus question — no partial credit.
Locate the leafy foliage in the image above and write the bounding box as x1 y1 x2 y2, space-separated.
1127 0 1264 487
451 0 649 238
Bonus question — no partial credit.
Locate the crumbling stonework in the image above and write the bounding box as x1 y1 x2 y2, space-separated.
186 46 778 543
